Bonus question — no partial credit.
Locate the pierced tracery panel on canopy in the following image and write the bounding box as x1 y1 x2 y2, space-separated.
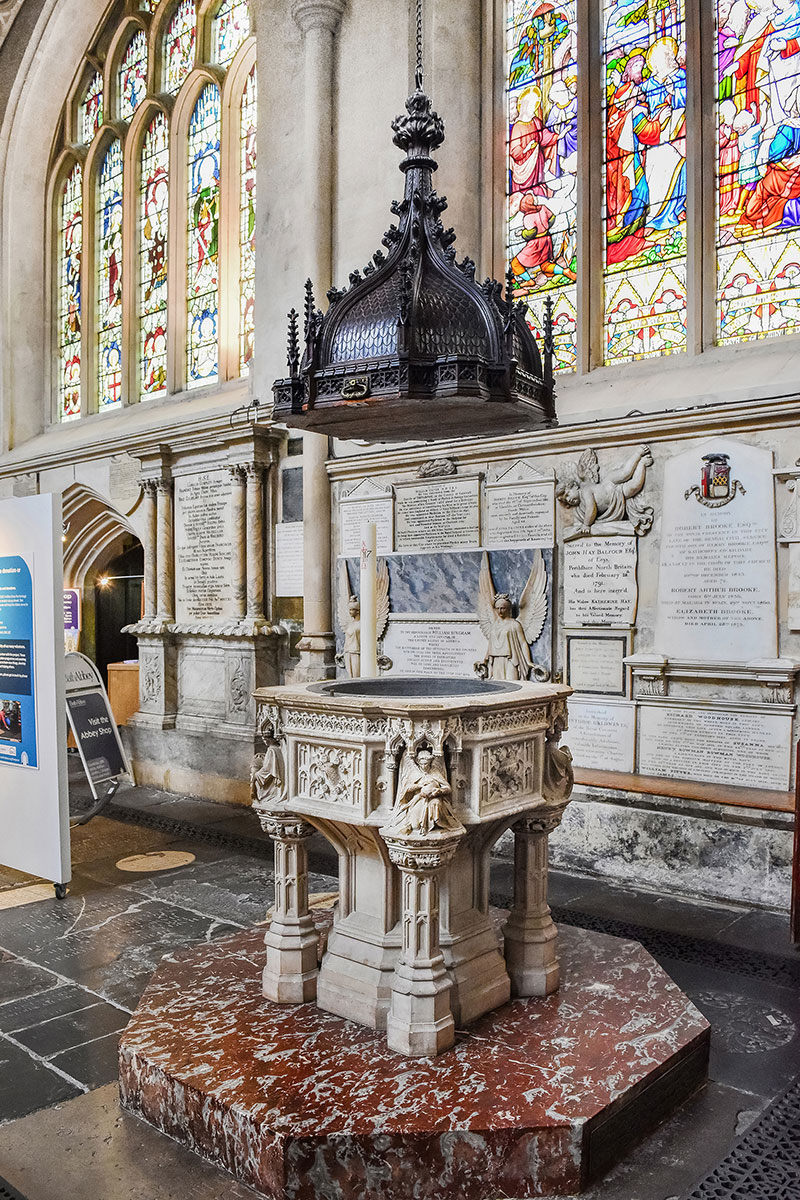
187 84 221 387
716 0 800 344
58 164 83 421
214 0 250 67
164 0 196 94
240 64 256 373
139 113 170 400
602 0 687 365
119 30 148 121
97 139 124 410
506 0 578 373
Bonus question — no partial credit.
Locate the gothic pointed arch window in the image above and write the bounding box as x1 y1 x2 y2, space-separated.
97 139 124 409
119 30 148 121
139 112 170 399
187 84 221 387
58 163 83 421
51 0 255 421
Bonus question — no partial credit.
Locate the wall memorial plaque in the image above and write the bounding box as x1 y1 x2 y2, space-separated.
275 522 304 597
565 698 635 773
339 478 394 556
563 536 638 625
383 615 485 677
394 477 480 552
638 701 791 791
655 439 777 661
484 460 555 547
566 633 627 696
174 471 234 622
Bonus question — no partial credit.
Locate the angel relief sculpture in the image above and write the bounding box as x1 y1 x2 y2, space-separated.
335 559 390 677
382 743 463 839
555 446 653 540
474 551 548 682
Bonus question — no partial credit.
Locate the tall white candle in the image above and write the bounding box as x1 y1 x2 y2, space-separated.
359 521 378 678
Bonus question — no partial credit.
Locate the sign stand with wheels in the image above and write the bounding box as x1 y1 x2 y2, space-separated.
65 651 133 827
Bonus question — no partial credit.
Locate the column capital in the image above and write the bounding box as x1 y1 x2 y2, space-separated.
291 0 347 36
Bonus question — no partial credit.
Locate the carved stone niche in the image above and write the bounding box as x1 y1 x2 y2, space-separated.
251 677 573 1058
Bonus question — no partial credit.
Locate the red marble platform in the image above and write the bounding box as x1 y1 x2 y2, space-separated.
118 923 709 1199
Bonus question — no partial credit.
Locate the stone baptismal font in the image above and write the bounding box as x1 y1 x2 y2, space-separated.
118 7 710 1195
250 676 574 1057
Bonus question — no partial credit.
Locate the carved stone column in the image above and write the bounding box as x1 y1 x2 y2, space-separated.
245 463 266 623
291 0 346 680
141 479 157 621
383 835 461 1057
229 465 247 621
503 806 567 997
155 477 174 622
258 813 319 1003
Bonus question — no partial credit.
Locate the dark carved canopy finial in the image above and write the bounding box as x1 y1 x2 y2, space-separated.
272 65 556 440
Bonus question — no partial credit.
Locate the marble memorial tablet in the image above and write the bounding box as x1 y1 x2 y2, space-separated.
383 615 485 677
565 698 635 773
174 470 233 621
394 477 480 552
566 634 627 695
275 522 304 597
563 537 638 626
339 478 394 556
638 702 791 791
655 439 777 661
485 460 555 547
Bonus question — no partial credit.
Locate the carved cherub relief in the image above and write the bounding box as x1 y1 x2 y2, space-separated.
335 559 390 677
474 551 548 682
556 445 653 539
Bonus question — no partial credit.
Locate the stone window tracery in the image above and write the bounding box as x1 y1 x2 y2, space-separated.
52 0 255 422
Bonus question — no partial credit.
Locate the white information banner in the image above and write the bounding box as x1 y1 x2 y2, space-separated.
0 493 70 885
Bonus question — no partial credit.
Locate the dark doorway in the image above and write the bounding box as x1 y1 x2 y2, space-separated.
94 542 143 684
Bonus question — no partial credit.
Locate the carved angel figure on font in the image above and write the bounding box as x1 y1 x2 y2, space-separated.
335 559 390 677
556 445 653 540
250 743 286 812
475 551 547 682
383 744 463 839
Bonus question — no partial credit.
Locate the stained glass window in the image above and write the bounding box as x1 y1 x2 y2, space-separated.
164 0 196 94
119 31 148 121
139 113 169 399
213 0 250 67
716 2 800 344
58 165 82 420
140 0 158 10
239 65 256 372
506 1 578 372
187 84 220 387
79 71 103 144
97 140 124 409
602 0 687 364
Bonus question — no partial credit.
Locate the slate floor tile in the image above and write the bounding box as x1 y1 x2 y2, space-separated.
657 956 800 1100
0 952 59 1006
0 985 104 1033
49 1030 122 1091
13 1001 128 1057
0 1039 81 1124
714 908 800 960
68 816 178 865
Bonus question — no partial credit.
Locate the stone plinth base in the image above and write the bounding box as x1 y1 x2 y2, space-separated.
119 925 709 1199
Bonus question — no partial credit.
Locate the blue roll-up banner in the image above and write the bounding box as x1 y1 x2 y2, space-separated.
0 554 38 769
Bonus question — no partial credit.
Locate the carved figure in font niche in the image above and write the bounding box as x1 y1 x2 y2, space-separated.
335 558 390 677
475 551 547 682
556 445 653 539
250 741 286 812
382 744 463 838
542 714 573 806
